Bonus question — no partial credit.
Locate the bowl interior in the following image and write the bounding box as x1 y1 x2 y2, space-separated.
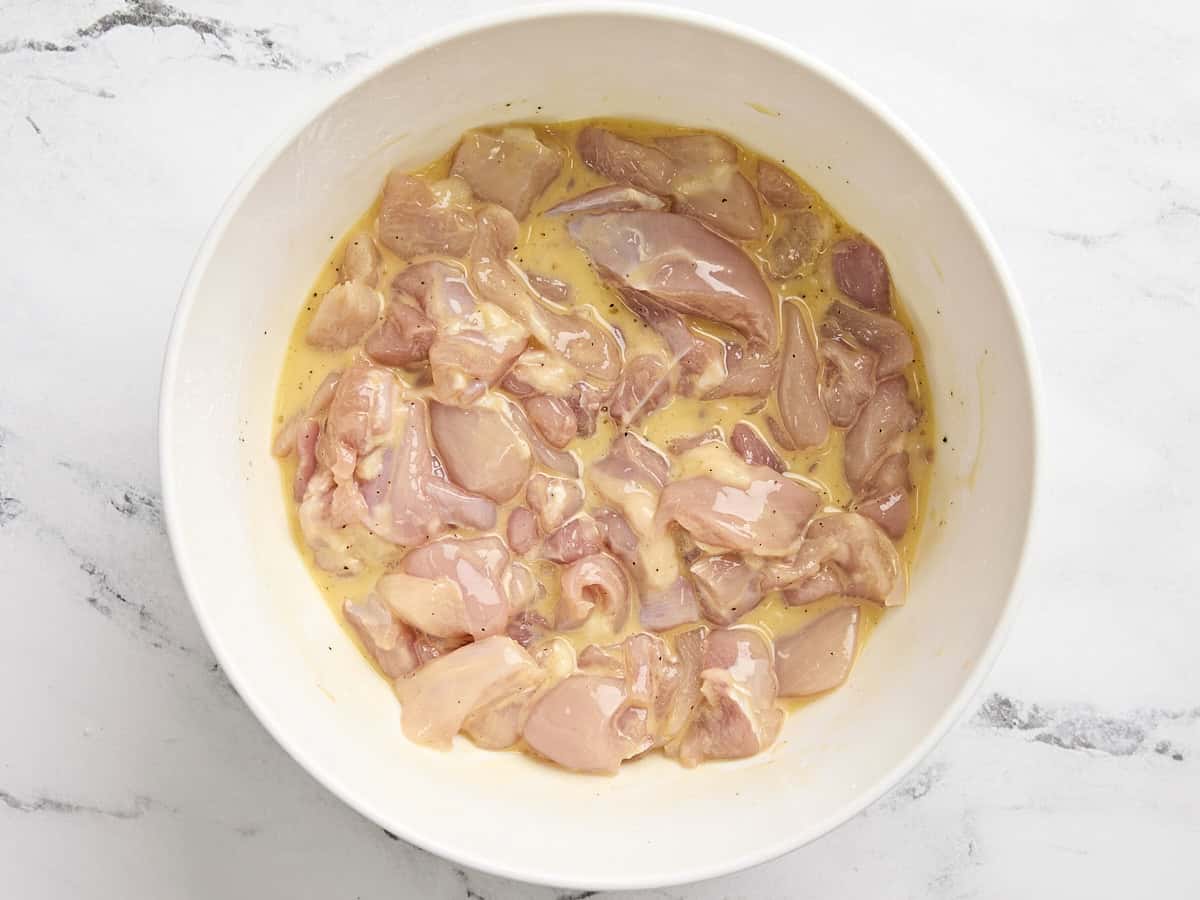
161 9 1035 889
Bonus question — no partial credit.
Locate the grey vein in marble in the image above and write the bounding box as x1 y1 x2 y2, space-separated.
973 693 1196 760
0 0 353 72
0 789 151 820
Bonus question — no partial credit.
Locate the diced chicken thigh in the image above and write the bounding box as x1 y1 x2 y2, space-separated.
394 636 543 749
429 400 532 502
656 443 819 556
306 282 383 350
394 260 528 405
764 511 904 607
470 205 623 382
451 127 562 219
831 237 891 311
672 627 783 766
690 555 764 625
775 606 860 697
777 301 830 448
570 210 777 348
557 553 631 631
378 171 476 259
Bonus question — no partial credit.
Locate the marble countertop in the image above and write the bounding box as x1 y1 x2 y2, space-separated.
2 1 1197 896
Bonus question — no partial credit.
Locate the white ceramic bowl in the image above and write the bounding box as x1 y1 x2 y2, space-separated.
159 5 1038 889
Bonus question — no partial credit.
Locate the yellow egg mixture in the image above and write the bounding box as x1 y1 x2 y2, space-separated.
272 118 935 707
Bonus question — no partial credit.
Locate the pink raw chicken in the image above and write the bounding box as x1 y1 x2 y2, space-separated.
775 605 861 697
451 127 561 219
588 434 700 631
776 301 830 448
394 260 528 405
470 205 623 382
557 553 631 631
656 133 763 240
378 171 476 259
378 536 515 640
844 376 917 491
429 400 532 503
570 210 777 348
394 636 543 749
764 511 904 607
656 445 820 557
672 627 783 766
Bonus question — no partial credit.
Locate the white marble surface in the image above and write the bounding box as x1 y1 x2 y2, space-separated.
1 0 1197 896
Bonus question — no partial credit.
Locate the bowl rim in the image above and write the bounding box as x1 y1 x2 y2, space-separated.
158 1 1042 889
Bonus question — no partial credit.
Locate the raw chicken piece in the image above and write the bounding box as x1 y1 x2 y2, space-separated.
594 508 639 566
609 354 671 426
505 399 580 478
775 606 860 697
667 428 723 456
542 516 604 565
340 233 382 287
822 301 914 378
378 171 475 259
291 417 321 501
768 208 828 278
306 282 383 350
570 210 777 348
394 260 528 405
358 396 498 547
703 343 777 400
844 376 917 491
831 237 891 311
364 298 436 368
343 594 419 678
763 208 833 280
756 160 807 209
820 336 876 427
730 422 785 474
577 126 676 195
656 443 819 556
690 555 764 626
588 434 700 630
526 273 572 304
502 351 615 437
380 535 513 639
315 363 398 525
756 162 831 278
656 133 763 240
524 395 576 449
763 512 904 607
394 636 543 749
506 506 538 554
557 553 631 631
578 632 692 743
522 675 651 774
777 301 830 448
462 638 576 749
765 415 797 452
429 400 532 502
451 128 562 219
853 451 912 538
526 474 584 533
506 609 549 648
505 561 539 612
546 184 666 216
639 578 702 632
375 571 471 639
577 128 762 239
470 205 623 382
616 287 726 397
673 627 783 766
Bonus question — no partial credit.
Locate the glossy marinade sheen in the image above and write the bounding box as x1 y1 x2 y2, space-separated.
272 118 935 767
